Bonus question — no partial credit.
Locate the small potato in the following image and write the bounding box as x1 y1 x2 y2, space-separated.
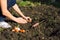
12 27 25 33
12 29 15 32
12 27 20 32
19 29 25 33
14 27 20 32
14 27 20 30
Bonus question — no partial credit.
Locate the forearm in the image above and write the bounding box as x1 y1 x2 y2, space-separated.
1 0 17 21
12 4 26 18
2 10 16 21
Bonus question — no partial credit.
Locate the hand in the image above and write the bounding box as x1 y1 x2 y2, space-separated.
14 17 27 24
24 17 32 22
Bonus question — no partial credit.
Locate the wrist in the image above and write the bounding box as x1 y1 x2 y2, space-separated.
22 16 26 19
12 17 17 22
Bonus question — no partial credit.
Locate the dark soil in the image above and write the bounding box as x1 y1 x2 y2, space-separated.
0 5 60 40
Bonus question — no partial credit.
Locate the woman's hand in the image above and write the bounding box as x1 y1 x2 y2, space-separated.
14 17 27 24
12 4 32 23
24 17 32 22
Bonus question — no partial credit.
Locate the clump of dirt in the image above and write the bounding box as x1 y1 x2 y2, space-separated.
0 5 60 40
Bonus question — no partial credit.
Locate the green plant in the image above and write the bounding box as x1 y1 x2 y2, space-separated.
18 1 41 7
0 28 4 32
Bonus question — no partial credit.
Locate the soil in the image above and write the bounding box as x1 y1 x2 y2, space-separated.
0 5 60 40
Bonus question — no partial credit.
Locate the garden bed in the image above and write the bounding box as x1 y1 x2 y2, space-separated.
0 5 60 40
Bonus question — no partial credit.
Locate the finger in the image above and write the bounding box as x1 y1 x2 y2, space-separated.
17 17 28 24
28 18 32 22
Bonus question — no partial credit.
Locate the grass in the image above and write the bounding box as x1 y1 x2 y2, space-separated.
17 1 41 7
17 0 60 8
0 28 4 32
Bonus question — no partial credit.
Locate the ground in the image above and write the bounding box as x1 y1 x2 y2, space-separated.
0 4 60 40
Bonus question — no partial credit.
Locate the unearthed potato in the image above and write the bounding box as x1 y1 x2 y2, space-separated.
12 27 20 32
14 27 20 32
12 29 15 32
12 27 25 33
19 29 25 33
15 27 20 30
